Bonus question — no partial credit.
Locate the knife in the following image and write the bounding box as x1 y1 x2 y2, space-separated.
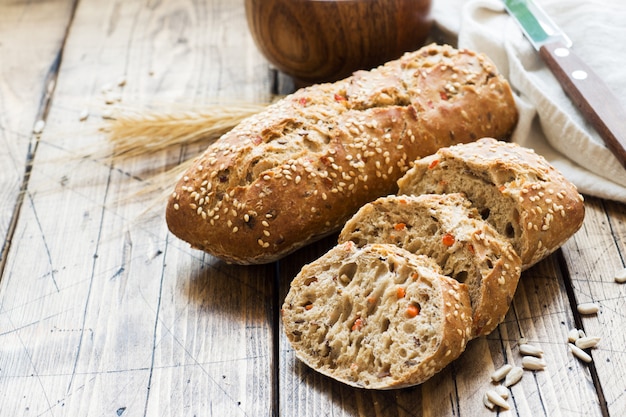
502 0 626 170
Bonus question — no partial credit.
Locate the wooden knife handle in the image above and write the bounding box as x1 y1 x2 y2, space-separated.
539 40 626 170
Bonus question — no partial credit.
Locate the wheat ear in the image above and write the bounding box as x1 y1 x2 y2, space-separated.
102 102 267 161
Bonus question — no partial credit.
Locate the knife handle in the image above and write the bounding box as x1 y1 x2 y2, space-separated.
539 40 626 170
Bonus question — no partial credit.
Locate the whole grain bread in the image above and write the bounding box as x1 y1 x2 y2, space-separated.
281 241 473 389
166 44 518 264
338 193 522 337
397 138 585 269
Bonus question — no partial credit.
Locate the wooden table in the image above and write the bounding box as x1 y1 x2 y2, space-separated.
1 1 625 416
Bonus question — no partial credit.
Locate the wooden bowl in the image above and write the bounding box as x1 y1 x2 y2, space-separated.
245 0 433 86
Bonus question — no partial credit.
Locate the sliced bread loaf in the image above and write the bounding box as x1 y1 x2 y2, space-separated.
281 241 473 389
338 193 522 337
397 138 585 269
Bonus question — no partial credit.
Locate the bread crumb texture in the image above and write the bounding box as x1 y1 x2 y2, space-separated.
281 242 472 389
398 138 585 269
166 44 518 264
338 193 522 338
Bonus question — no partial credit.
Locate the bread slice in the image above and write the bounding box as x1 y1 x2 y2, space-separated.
338 194 522 337
398 138 585 269
282 241 473 389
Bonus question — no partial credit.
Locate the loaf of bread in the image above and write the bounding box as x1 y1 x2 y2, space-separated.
166 44 518 264
398 138 585 269
281 241 473 389
338 193 522 338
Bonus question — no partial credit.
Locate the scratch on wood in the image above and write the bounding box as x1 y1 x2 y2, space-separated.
27 192 59 292
142 238 254 417
0 354 266 380
67 164 114 395
1 305 55 414
601 199 626 266
451 362 461 416
142 238 167 417
0 310 69 338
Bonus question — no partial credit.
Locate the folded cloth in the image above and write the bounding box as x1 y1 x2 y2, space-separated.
432 0 626 202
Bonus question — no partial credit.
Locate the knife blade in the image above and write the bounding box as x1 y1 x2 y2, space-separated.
502 0 626 170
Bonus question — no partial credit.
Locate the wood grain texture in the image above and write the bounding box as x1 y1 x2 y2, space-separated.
0 0 623 416
0 0 275 416
560 197 626 416
0 0 77 265
245 0 432 85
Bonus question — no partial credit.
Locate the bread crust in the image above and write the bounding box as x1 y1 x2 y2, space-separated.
281 242 473 389
338 194 522 338
166 44 518 264
398 138 585 269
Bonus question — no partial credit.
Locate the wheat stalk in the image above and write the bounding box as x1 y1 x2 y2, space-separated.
102 102 268 161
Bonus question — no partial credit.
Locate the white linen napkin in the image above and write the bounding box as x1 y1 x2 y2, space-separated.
432 0 626 202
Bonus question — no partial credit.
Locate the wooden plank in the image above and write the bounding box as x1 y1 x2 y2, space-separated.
1 0 622 415
0 0 277 416
0 0 76 261
560 196 626 416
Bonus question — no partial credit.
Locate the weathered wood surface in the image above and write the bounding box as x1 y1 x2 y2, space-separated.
0 1 624 416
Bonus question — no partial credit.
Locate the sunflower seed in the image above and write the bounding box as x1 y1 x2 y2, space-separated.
491 364 513 382
615 267 626 283
568 328 581 343
79 108 90 121
577 302 599 315
483 393 495 410
519 343 544 357
522 356 546 370
569 343 592 363
575 336 601 350
504 366 524 387
104 91 122 105
102 108 115 119
495 385 510 399
578 329 587 338
485 389 510 410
